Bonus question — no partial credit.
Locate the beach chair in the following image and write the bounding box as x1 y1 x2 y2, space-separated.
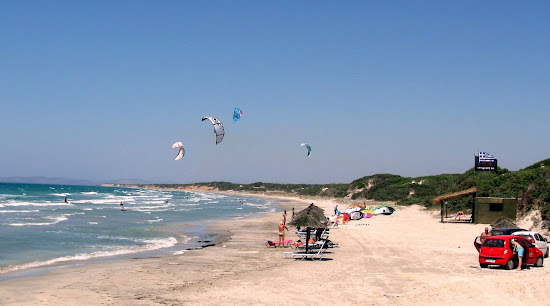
266 239 292 248
283 241 326 261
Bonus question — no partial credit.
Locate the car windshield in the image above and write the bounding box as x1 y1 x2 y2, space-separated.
483 239 504 248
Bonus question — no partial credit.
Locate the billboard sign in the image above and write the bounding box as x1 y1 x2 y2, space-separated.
475 152 497 171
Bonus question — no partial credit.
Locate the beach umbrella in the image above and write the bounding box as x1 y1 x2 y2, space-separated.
294 203 325 220
288 204 326 253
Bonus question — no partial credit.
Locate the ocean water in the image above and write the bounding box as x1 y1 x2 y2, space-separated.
0 183 275 276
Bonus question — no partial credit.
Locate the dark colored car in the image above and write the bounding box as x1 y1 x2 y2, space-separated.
477 235 544 270
491 227 528 236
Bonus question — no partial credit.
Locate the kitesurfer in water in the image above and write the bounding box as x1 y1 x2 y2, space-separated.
120 201 125 211
64 196 68 204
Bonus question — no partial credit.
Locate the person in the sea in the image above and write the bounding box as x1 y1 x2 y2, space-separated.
120 201 125 211
64 196 68 204
510 239 524 271
278 221 288 247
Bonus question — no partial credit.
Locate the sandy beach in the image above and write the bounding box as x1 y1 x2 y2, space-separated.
1 192 549 305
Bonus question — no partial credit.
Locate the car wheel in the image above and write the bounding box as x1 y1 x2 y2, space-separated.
505 259 515 270
545 248 549 258
480 263 488 268
535 256 544 267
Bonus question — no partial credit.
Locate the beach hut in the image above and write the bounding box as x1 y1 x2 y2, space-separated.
372 205 395 215
475 198 518 224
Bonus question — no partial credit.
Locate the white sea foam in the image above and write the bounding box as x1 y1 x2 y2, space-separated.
72 197 136 205
0 209 40 213
88 222 98 225
4 201 74 207
81 192 98 195
146 218 163 223
173 250 187 255
50 193 70 197
0 237 178 274
9 215 68 227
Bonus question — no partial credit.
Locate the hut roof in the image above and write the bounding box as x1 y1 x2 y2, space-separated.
432 187 477 205
490 216 518 228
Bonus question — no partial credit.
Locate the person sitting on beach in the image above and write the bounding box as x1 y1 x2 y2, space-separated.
278 221 288 247
510 239 524 271
455 211 464 220
315 227 324 241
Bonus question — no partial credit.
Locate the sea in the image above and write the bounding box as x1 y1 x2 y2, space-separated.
0 183 275 278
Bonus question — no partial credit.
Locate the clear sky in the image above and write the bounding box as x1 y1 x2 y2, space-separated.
1 1 549 184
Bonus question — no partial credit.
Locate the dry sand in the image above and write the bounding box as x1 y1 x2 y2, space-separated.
1 193 549 305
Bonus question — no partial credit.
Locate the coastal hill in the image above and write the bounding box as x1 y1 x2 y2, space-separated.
122 158 550 227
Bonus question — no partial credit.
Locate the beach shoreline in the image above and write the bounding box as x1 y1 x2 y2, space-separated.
2 191 550 305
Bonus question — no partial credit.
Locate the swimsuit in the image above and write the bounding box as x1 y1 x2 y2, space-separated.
516 245 524 257
279 232 284 236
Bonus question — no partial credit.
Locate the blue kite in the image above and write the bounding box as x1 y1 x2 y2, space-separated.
233 107 244 123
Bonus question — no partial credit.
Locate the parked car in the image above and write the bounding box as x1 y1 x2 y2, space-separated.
491 227 528 236
478 235 544 270
512 231 549 258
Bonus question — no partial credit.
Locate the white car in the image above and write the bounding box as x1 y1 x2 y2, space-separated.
512 231 549 258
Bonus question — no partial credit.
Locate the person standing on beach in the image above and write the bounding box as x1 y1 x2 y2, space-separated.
334 204 339 216
510 239 524 271
282 210 287 226
278 221 288 246
480 227 492 244
291 207 295 220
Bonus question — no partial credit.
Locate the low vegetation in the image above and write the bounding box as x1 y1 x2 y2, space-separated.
137 158 550 227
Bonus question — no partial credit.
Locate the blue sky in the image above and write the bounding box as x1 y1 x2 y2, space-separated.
1 1 549 184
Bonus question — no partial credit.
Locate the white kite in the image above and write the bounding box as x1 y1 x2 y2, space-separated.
202 116 225 144
172 142 185 160
301 143 311 157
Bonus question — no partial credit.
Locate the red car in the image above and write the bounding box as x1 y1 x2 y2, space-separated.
476 235 544 270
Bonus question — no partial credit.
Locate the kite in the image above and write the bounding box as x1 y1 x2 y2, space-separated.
172 142 185 160
301 143 311 157
233 107 243 123
202 116 225 144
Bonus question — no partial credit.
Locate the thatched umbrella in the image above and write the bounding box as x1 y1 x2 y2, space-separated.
288 204 326 253
294 203 325 221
